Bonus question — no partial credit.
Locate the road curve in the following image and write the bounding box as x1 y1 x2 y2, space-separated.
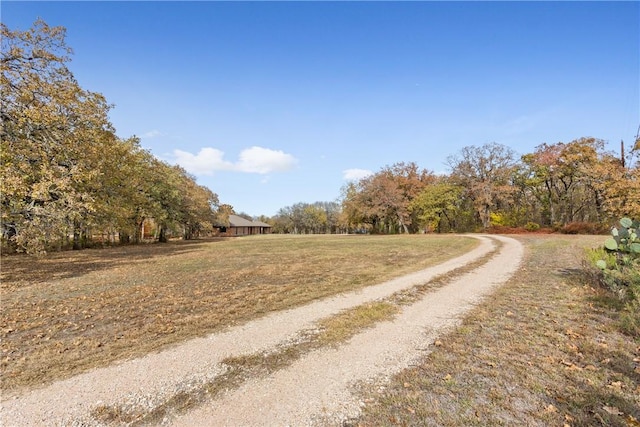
169 235 523 426
1 235 522 426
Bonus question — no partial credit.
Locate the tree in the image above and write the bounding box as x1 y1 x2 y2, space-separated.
410 179 464 233
1 20 221 252
520 138 611 226
216 204 235 228
270 201 342 234
447 143 518 229
341 162 434 233
1 20 116 253
340 182 367 233
176 169 219 240
315 201 342 233
597 139 640 220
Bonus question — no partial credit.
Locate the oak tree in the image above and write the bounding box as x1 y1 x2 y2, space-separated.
447 143 518 229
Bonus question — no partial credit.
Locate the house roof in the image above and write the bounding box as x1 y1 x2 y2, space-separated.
228 214 271 228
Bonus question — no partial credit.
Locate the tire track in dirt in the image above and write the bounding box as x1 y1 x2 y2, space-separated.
0 235 503 426
169 235 523 426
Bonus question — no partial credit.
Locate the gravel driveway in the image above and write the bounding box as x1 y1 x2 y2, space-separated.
1 235 522 426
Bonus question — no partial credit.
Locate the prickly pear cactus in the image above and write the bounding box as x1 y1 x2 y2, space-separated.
603 217 640 255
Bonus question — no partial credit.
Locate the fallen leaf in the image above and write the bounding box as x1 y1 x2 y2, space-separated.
544 404 558 413
607 381 624 390
443 374 452 381
565 329 582 338
561 359 582 370
566 343 579 352
626 415 640 426
434 340 443 346
602 405 623 416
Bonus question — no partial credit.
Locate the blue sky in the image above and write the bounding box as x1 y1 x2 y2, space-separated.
4 1 639 217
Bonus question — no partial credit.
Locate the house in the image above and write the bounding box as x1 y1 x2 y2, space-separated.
219 214 272 236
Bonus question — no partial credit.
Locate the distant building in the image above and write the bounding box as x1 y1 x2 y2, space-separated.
218 214 272 236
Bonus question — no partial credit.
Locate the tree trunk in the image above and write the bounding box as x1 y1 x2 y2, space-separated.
133 218 144 244
159 227 168 243
481 205 491 229
119 232 130 244
73 221 82 250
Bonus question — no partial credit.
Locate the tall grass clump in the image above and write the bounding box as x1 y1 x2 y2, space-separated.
585 218 640 336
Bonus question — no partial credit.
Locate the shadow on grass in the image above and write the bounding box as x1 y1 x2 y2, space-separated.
556 377 640 426
557 267 588 279
0 238 227 285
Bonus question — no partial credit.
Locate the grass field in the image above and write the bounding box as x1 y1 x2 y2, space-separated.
351 235 640 427
4 233 637 426
0 234 477 392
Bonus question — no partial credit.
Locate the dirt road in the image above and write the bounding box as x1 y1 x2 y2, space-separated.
1 235 522 426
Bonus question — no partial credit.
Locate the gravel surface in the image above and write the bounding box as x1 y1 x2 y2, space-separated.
0 235 521 427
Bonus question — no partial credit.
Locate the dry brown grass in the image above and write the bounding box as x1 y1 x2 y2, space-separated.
91 301 403 426
352 235 640 427
0 234 476 392
82 239 503 426
317 302 399 346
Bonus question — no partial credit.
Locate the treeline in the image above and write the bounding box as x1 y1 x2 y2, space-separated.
271 139 639 234
3 20 639 253
270 202 343 234
1 20 220 254
354 139 638 233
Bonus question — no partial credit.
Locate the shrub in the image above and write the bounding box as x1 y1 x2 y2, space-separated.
524 221 540 232
586 218 640 336
489 212 507 227
561 222 609 235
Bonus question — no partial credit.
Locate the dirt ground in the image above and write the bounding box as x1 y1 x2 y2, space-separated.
1 235 501 426
3 234 634 426
0 234 475 392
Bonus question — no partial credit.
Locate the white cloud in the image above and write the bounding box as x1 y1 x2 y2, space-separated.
141 130 163 139
172 146 297 176
343 168 373 181
236 146 297 174
173 148 233 175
